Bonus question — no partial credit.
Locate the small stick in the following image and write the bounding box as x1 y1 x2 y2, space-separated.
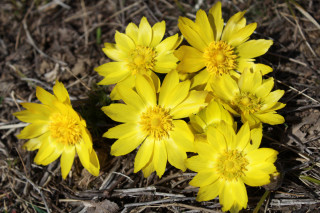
0 123 28 130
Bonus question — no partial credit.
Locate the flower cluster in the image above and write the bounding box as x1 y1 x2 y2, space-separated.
13 1 285 212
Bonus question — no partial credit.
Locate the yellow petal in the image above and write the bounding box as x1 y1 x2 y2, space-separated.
266 102 286 112
125 22 139 43
178 17 207 51
228 23 257 47
190 69 210 89
194 141 218 160
75 140 90 168
149 71 161 93
23 138 41 151
237 39 273 59
207 125 227 152
155 34 179 55
134 137 154 172
238 68 262 93
141 160 155 178
60 145 75 179
150 21 165 47
208 1 224 41
40 142 64 165
135 74 157 106
81 126 92 150
115 31 135 52
235 122 250 150
260 90 285 111
171 90 207 119
116 83 145 110
249 162 277 175
219 180 240 212
95 62 127 76
161 80 190 109
17 122 49 139
247 148 278 164
158 70 180 107
255 77 274 98
250 124 263 150
110 75 135 100
196 179 223 201
254 63 273 75
53 81 70 104
220 180 247 212
254 112 285 125
20 102 52 114
206 100 234 126
218 121 237 149
185 155 212 172
97 64 131 85
88 149 100 176
195 9 214 45
170 120 194 152
211 74 239 102
103 122 138 139
189 114 206 134
33 133 56 164
154 53 178 73
138 17 152 46
102 104 139 123
153 139 167 178
110 131 146 156
36 86 56 106
175 45 206 73
243 168 271 186
13 109 48 123
221 11 246 43
190 170 219 187
166 139 187 171
237 59 255 74
103 43 128 61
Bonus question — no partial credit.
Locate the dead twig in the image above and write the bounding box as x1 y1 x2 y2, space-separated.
22 20 67 66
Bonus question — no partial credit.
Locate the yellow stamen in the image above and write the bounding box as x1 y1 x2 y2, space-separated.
139 106 174 140
234 92 261 114
49 113 81 145
216 150 248 181
128 45 156 75
203 41 237 75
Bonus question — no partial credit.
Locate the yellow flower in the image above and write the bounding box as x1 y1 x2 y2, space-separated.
186 122 278 213
102 71 207 178
211 68 285 128
13 81 100 179
189 100 235 143
175 1 273 91
95 17 182 99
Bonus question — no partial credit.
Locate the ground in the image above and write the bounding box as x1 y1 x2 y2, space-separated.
0 0 320 212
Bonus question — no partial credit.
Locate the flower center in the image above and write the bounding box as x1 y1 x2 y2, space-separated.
128 45 156 75
216 150 248 181
139 106 174 140
49 113 81 145
203 41 237 75
234 92 261 114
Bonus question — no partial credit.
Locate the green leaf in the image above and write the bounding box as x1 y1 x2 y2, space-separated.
300 175 320 185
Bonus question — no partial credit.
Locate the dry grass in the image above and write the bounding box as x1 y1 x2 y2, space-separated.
0 0 320 212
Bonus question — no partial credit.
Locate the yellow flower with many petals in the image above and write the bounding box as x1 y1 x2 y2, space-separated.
13 81 100 179
186 122 278 213
175 1 273 91
189 100 235 143
211 68 285 128
95 17 182 99
102 71 207 178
